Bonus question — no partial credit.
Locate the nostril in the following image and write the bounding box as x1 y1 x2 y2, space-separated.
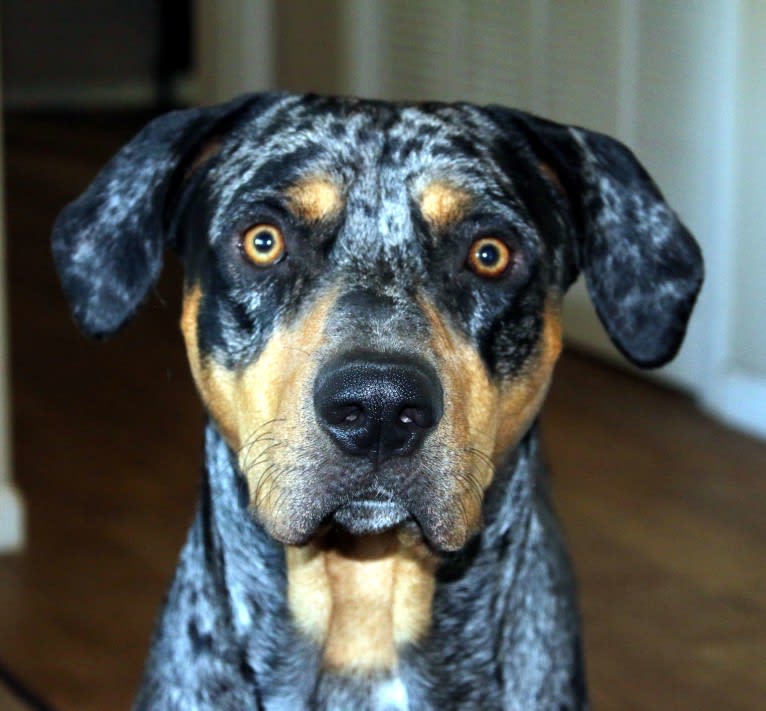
342 408 362 424
398 406 434 431
338 405 365 426
323 403 367 427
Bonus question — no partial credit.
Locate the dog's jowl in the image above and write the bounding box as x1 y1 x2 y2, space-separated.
52 93 703 711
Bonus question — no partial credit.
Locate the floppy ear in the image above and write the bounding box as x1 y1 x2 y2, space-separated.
52 93 277 338
487 108 704 368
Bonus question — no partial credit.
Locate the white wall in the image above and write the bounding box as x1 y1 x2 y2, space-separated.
703 0 766 437
732 0 766 378
194 0 350 102
195 0 274 103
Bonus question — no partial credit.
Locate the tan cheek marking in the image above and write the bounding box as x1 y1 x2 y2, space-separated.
422 296 563 464
493 301 563 458
230 292 337 531
180 284 203 382
422 297 498 476
286 177 343 222
420 296 563 543
181 284 239 446
286 534 437 672
182 286 337 535
420 181 472 228
419 298 499 546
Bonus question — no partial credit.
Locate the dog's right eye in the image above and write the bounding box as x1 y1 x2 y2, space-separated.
241 224 286 267
466 236 513 279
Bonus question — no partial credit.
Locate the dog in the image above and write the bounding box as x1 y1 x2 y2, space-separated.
52 92 703 710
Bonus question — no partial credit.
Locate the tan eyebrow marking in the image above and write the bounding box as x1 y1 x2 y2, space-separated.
286 177 343 222
419 181 472 228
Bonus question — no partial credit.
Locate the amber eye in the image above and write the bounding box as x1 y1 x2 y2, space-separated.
241 224 286 267
467 237 512 278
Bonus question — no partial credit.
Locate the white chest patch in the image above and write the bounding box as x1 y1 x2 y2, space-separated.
373 676 409 711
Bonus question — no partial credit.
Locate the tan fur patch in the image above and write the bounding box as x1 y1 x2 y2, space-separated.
419 295 563 544
420 298 498 546
492 301 563 457
419 181 472 228
181 284 338 540
286 544 333 642
286 176 343 222
181 284 238 444
287 533 437 672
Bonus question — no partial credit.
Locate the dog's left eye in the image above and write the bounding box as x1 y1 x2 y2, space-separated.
241 224 286 267
467 237 512 278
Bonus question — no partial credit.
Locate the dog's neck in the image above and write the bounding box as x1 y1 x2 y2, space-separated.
284 522 439 674
193 421 577 709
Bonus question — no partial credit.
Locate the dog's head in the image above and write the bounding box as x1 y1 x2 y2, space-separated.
53 93 702 552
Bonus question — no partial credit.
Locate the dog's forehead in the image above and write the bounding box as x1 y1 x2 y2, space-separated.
206 98 526 245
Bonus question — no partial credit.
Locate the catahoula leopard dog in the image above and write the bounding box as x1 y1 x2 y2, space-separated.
52 93 703 710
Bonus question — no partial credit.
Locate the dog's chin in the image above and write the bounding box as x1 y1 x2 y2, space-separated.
331 500 412 536
262 499 417 546
264 491 474 553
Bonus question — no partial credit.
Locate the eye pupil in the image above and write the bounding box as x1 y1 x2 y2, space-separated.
477 243 500 266
253 231 275 253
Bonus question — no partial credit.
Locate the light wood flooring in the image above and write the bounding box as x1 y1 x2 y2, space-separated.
0 112 764 711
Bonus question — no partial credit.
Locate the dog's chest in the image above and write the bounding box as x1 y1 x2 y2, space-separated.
263 671 411 711
317 674 410 711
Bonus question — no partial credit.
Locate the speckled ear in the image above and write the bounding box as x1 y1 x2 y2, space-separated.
487 107 704 368
51 93 279 338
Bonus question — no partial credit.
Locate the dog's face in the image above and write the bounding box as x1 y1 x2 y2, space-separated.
176 98 571 551
52 93 703 553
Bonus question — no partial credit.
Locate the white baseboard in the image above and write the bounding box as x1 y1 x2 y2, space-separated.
4 76 200 111
0 482 25 553
702 369 766 441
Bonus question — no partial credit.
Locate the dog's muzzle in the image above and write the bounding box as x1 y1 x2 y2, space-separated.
312 352 443 538
313 352 443 463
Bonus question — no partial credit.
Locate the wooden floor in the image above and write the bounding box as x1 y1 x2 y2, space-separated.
0 112 764 711
0 684 33 711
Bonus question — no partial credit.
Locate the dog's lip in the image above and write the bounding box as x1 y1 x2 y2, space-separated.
331 499 412 535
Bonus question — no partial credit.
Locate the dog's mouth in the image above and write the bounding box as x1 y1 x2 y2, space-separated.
331 499 413 536
260 461 479 553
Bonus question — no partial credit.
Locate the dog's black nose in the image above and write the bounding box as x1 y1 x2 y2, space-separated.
314 354 443 462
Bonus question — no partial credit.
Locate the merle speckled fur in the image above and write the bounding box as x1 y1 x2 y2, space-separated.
52 92 703 711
